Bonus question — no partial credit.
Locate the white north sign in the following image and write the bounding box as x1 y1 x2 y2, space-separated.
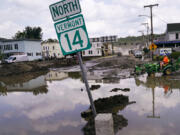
49 0 81 22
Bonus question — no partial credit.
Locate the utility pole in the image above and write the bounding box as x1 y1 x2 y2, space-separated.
144 4 158 43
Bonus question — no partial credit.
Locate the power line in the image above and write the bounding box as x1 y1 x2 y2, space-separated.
153 14 168 24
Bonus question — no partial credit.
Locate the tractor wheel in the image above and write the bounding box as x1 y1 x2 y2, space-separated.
164 68 172 75
147 72 155 77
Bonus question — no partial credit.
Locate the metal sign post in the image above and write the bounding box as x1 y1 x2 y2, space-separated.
49 0 97 117
77 52 97 116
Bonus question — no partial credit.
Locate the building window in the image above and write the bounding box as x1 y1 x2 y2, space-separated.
14 44 18 50
27 53 33 56
176 33 179 39
53 46 55 50
82 51 85 55
88 50 93 54
36 52 41 56
3 44 13 50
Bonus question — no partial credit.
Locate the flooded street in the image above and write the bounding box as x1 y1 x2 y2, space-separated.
0 66 180 135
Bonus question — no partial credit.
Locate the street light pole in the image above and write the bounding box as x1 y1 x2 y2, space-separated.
142 22 149 47
138 15 150 46
138 30 145 48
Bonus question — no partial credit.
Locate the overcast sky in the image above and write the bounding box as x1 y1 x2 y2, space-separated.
0 0 180 40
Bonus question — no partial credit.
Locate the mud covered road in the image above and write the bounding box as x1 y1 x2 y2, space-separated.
87 55 145 79
0 55 143 76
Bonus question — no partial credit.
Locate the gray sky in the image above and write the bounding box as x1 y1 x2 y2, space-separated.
0 0 180 40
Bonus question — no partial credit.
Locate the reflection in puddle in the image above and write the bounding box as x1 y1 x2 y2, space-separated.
82 114 128 135
81 95 135 117
0 74 48 96
0 70 180 135
135 75 180 95
135 75 180 120
45 71 69 81
81 94 134 135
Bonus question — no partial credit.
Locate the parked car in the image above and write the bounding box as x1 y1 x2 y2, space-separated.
134 51 142 58
5 55 28 63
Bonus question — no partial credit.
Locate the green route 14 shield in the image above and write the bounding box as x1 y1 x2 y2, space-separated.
54 14 91 55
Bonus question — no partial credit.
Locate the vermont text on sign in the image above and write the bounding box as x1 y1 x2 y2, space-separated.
56 16 83 33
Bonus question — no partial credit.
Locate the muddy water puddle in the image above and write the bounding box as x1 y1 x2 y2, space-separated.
0 70 180 135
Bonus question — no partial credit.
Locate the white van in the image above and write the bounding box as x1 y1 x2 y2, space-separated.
5 55 29 63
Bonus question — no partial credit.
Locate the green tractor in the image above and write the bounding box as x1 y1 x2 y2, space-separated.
135 58 180 76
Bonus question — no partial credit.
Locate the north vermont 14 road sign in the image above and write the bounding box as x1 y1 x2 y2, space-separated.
54 14 91 55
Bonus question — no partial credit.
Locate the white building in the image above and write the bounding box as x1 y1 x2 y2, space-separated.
100 35 118 43
165 23 180 41
154 23 180 49
0 39 42 61
82 36 117 57
82 40 103 57
41 42 64 59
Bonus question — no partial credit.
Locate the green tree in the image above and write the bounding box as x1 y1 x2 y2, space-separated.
143 47 149 54
14 31 25 39
13 26 43 40
0 50 5 60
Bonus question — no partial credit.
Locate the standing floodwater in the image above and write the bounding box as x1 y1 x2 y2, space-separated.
0 70 180 135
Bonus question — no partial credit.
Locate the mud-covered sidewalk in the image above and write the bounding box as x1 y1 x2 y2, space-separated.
0 55 143 76
0 58 78 76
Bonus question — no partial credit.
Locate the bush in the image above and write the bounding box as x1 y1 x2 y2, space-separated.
153 55 164 61
0 53 5 60
143 47 149 54
170 52 180 59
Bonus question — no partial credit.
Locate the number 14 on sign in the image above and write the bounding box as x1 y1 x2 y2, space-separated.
64 30 83 50
54 15 91 56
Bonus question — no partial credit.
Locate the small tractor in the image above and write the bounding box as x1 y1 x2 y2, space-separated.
135 58 180 76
